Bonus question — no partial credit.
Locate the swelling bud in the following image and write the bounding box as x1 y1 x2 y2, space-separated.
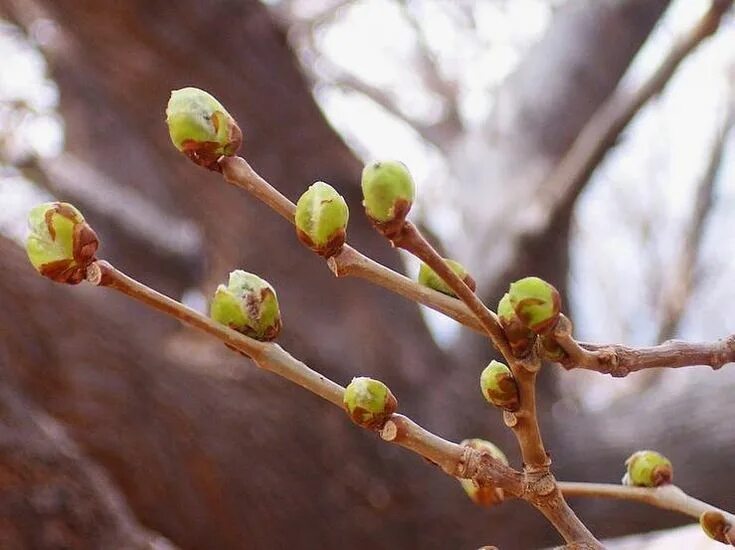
622 450 673 487
26 202 98 284
497 293 535 356
361 160 415 237
210 270 281 341
480 360 520 412
294 181 349 258
458 439 508 507
417 259 475 297
508 276 561 334
700 511 733 544
343 376 397 430
166 87 242 171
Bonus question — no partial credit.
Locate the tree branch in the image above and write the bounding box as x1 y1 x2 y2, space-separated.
559 482 735 526
528 0 731 236
218 155 735 380
85 260 522 495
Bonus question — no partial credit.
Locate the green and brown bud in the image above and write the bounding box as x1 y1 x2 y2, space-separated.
166 87 242 171
361 160 415 237
700 511 733 544
622 450 673 487
480 360 520 412
538 335 568 363
417 259 475 297
508 276 561 334
343 376 397 430
458 438 508 507
294 181 349 258
26 202 99 284
210 270 281 341
497 292 535 356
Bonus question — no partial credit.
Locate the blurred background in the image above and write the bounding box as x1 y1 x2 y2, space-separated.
0 0 733 548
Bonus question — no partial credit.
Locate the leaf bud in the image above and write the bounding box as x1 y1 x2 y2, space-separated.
210 270 281 341
294 181 349 258
700 510 733 544
458 438 509 507
417 259 475 297
26 202 99 284
497 292 535 356
166 87 242 171
361 160 415 237
622 450 673 487
508 276 561 334
343 376 397 430
479 360 520 412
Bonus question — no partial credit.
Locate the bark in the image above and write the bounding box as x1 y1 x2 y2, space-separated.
0 0 552 547
452 0 672 360
0 379 175 550
0 0 732 548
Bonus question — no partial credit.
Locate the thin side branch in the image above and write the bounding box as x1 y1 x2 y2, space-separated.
527 0 732 240
559 482 735 525
218 156 735 377
85 260 522 494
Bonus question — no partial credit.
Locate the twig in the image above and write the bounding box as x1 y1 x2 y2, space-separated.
559 482 735 525
389 221 511 359
381 222 600 547
218 156 735 378
85 259 607 546
528 0 732 238
474 0 732 303
388 222 552 465
553 313 735 376
219 155 484 329
84 259 521 493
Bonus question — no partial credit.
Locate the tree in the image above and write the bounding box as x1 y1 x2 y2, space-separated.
0 0 733 548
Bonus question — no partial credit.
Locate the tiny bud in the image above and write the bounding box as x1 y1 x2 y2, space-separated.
700 511 733 544
480 360 520 412
538 335 568 363
166 87 242 171
508 276 561 334
458 438 508 507
417 259 475 297
294 181 349 258
343 377 397 430
26 202 99 284
497 293 535 356
361 160 415 237
622 450 673 487
210 270 281 341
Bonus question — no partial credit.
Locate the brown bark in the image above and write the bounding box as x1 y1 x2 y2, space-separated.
0 0 554 548
1 0 733 548
0 380 175 550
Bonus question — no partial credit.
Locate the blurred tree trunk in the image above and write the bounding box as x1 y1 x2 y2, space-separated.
0 0 731 549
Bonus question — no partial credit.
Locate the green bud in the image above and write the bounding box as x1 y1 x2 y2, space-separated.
508 276 561 334
166 87 242 171
361 160 415 236
294 181 349 258
26 202 99 284
210 270 281 341
479 360 520 412
622 450 673 487
458 438 508 507
538 335 568 363
497 293 535 357
700 511 733 544
417 259 476 297
343 376 397 430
